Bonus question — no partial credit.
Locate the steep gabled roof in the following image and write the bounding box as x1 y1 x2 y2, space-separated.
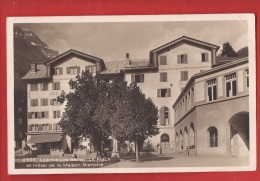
151 36 220 53
45 49 105 66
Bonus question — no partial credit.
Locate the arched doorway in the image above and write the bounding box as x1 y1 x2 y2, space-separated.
228 112 249 157
189 122 195 148
160 134 170 148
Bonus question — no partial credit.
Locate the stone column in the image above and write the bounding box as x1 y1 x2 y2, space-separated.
111 138 120 161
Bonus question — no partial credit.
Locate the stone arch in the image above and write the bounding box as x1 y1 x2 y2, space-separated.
189 122 195 148
207 126 218 147
227 112 249 157
184 126 188 150
179 130 183 152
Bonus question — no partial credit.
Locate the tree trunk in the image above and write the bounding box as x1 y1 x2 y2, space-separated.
135 135 139 162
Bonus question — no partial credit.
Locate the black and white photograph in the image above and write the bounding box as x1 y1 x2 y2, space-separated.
7 14 256 174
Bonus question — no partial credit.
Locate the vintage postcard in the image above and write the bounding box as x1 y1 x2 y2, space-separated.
7 14 256 174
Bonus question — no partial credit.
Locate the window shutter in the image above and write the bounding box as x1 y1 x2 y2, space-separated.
40 83 43 91
59 68 63 75
160 73 163 82
157 89 161 97
53 111 56 118
180 72 184 81
45 111 49 118
57 111 61 118
184 54 188 63
205 53 208 62
41 99 43 106
53 123 57 130
50 99 53 105
38 124 43 131
131 75 135 83
167 88 171 97
49 124 52 130
52 82 55 90
67 67 70 74
28 125 32 131
184 71 188 80
177 55 181 64
77 66 80 74
140 74 144 83
38 112 42 119
28 112 32 119
164 73 167 81
36 99 38 106
160 108 165 126
57 82 60 90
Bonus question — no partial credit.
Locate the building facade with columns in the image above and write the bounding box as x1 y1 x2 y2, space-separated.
173 57 249 157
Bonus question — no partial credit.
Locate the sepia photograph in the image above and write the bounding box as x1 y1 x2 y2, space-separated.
7 14 256 174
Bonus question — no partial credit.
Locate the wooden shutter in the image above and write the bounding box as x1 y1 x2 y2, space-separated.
131 75 135 83
53 111 56 118
28 112 32 119
157 89 161 97
30 84 33 91
40 83 43 91
180 71 184 81
53 123 57 130
167 88 171 97
38 111 42 119
159 107 165 126
49 124 52 130
184 71 188 80
67 67 70 74
57 82 60 90
28 125 32 131
205 53 208 62
59 68 63 75
38 124 43 131
57 111 61 118
50 99 53 105
52 82 55 90
140 74 144 83
77 66 80 74
45 111 49 118
177 55 181 64
184 54 188 63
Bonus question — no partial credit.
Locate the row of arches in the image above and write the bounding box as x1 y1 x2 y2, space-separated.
175 122 195 152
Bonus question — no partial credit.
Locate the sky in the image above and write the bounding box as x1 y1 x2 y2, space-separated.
17 20 248 62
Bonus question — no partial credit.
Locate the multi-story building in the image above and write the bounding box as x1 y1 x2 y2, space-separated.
173 57 249 157
22 50 106 154
21 36 220 154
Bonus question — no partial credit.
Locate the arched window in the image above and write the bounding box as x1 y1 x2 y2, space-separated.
160 134 169 148
159 107 170 126
208 127 218 147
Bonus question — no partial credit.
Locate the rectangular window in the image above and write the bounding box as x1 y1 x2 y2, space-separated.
131 74 144 83
160 72 167 82
30 83 38 91
39 83 48 91
41 98 48 106
54 67 63 75
30 99 38 106
85 65 97 73
202 53 209 62
159 56 167 65
52 82 60 90
28 125 32 131
50 99 58 106
180 71 188 81
41 111 49 118
177 54 188 64
67 66 80 74
225 73 237 98
157 88 171 97
18 118 22 125
53 110 61 118
207 79 217 102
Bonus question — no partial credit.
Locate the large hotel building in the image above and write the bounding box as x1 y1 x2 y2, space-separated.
21 36 249 157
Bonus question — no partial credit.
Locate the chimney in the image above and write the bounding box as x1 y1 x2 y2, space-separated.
31 62 37 73
126 53 131 65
